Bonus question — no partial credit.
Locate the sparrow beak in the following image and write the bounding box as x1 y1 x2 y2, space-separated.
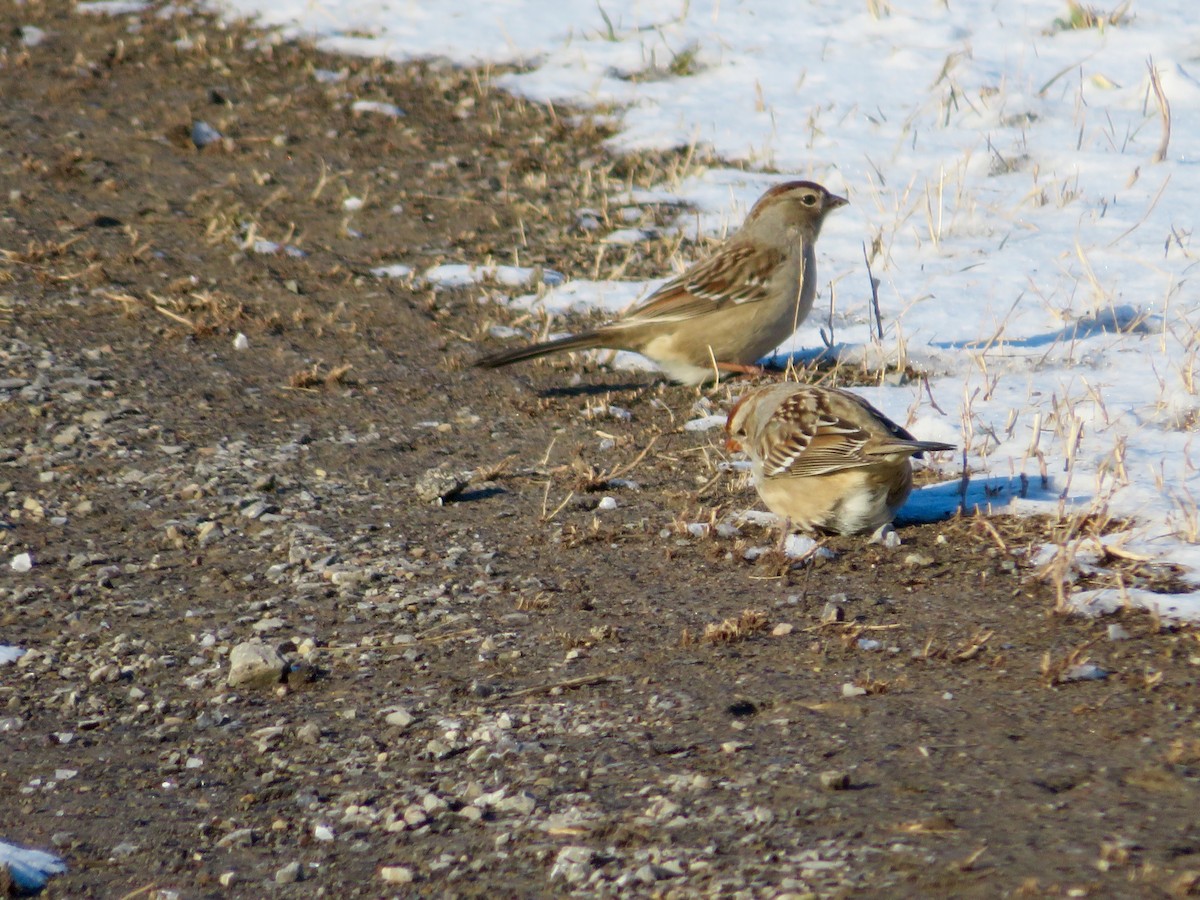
725 435 743 453
828 193 849 209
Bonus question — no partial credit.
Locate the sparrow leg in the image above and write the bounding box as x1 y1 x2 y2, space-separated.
775 517 794 555
715 362 766 377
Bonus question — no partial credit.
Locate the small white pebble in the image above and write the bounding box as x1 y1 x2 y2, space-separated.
20 25 47 47
232 332 249 351
313 824 335 841
942 691 954 700
10 553 33 573
683 415 726 432
597 497 618 511
351 100 405 117
342 196 364 212
783 534 818 559
370 263 413 279
380 865 414 884
1063 663 1109 682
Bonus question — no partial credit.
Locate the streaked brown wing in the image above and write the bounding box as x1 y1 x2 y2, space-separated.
622 245 785 324
760 390 873 478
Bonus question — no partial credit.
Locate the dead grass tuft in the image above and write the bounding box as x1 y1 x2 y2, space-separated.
682 608 770 646
288 362 355 389
1050 0 1130 32
851 674 893 695
1039 639 1100 686
1 236 83 265
566 436 658 492
1164 738 1200 767
514 591 553 612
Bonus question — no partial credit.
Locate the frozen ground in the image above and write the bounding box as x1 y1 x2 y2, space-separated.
210 0 1199 615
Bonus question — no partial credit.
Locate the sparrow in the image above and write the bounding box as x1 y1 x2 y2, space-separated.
725 382 954 535
475 181 847 385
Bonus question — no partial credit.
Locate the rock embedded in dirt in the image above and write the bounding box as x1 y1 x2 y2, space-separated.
414 464 470 504
384 707 415 728
820 602 845 624
227 641 287 688
380 865 414 884
550 846 595 884
274 861 303 884
818 770 851 791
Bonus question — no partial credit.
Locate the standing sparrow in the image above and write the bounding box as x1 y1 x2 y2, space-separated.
726 383 954 536
475 181 847 385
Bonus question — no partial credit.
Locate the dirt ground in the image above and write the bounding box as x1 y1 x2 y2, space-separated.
3 3 1200 898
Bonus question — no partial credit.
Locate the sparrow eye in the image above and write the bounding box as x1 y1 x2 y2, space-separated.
800 193 818 206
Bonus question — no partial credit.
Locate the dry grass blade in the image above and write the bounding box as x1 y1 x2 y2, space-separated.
402 627 479 647
474 454 517 483
954 846 988 872
802 621 902 634
1147 56 1171 163
975 518 1010 555
154 304 197 331
896 816 958 834
862 241 884 342
952 629 994 662
540 487 576 523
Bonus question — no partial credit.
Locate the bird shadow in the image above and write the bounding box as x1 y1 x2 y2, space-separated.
452 486 507 503
540 380 650 398
928 305 1156 351
896 473 1057 526
763 345 843 372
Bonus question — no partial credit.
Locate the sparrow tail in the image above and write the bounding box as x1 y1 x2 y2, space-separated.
904 439 957 459
474 332 605 369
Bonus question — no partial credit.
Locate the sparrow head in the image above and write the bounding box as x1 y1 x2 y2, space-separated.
742 180 848 242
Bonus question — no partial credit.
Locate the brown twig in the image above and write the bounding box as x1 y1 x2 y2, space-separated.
493 673 615 701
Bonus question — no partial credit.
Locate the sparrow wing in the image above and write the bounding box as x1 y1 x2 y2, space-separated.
760 388 954 478
758 390 874 479
617 245 789 325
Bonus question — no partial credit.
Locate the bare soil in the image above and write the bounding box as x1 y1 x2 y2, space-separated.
3 4 1200 898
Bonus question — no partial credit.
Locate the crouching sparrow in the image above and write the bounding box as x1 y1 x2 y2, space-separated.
725 383 954 536
475 181 847 385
